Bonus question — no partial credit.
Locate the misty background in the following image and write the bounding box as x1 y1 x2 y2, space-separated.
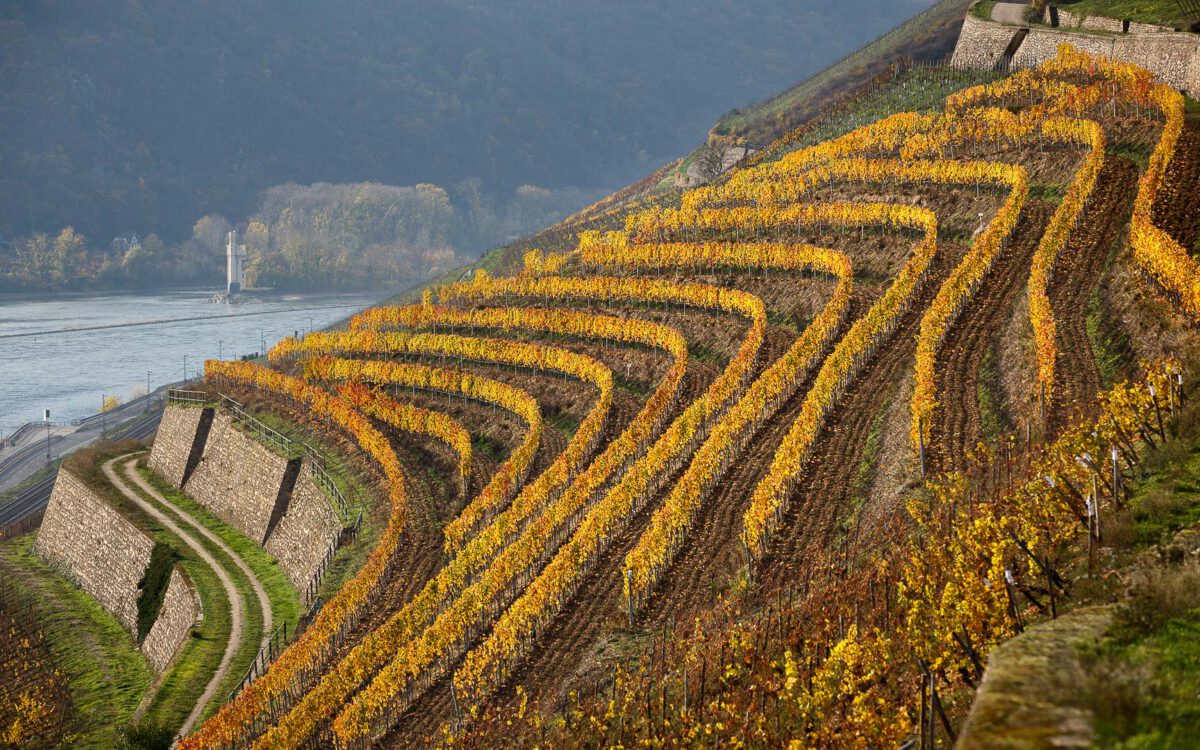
0 0 930 292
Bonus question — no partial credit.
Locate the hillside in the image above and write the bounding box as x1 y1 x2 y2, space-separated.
0 0 927 250
169 39 1200 748
7 2 1200 749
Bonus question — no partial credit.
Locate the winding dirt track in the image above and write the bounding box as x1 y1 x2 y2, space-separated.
928 203 1052 474
1046 158 1139 433
102 455 267 737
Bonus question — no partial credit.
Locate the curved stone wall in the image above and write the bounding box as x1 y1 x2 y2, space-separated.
952 13 1200 96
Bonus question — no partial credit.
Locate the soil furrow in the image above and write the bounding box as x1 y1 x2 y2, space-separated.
928 203 1052 474
1152 117 1200 252
1047 157 1139 433
756 263 951 593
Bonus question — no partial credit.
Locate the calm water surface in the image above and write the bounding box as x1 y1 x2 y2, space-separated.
0 290 384 438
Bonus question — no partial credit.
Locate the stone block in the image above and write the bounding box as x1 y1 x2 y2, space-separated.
35 470 154 633
140 568 199 672
183 412 298 544
952 13 1200 97
1081 14 1124 33
264 457 344 590
148 404 213 488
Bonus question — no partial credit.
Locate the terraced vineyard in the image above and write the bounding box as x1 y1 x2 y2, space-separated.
161 46 1200 748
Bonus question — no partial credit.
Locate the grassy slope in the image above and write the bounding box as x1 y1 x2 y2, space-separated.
132 464 302 724
65 447 253 732
230 406 384 603
1056 0 1196 29
1073 420 1200 747
0 536 153 748
709 0 973 141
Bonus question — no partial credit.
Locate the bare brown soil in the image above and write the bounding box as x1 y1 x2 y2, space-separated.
1046 158 1139 434
1153 117 1200 252
755 263 949 594
928 202 1052 474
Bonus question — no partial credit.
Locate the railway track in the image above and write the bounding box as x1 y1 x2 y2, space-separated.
0 409 163 529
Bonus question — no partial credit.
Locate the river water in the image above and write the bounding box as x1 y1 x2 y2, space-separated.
0 289 384 439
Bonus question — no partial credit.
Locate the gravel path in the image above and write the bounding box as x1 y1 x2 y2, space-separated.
101 454 262 738
991 0 1030 25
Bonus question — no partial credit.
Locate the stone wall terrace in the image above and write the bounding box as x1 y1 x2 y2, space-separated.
141 568 200 672
953 13 1200 96
34 470 154 633
34 469 198 673
263 457 343 590
148 404 212 488
182 411 298 544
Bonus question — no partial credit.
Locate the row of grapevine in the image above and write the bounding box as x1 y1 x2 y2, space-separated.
347 303 689 551
335 381 473 480
1031 45 1199 318
1027 116 1105 397
248 280 759 747
285 328 615 546
327 280 775 745
182 361 410 750
180 44 1196 749
739 201 939 559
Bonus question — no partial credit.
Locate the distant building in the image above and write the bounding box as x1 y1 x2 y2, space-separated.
226 230 247 293
111 233 141 254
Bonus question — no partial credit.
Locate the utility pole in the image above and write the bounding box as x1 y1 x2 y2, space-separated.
218 339 223 361
183 355 190 384
44 409 51 463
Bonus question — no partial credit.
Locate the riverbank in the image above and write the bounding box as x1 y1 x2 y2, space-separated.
0 289 383 439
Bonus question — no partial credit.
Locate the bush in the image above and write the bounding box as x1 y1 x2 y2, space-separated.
118 721 175 750
1113 561 1200 638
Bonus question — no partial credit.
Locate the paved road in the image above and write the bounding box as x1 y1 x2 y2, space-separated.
0 382 179 494
103 454 258 738
0 408 163 527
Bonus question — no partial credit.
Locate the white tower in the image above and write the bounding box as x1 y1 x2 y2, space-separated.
226 230 247 293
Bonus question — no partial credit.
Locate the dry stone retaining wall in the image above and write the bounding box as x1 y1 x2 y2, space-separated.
263 457 343 590
953 13 1200 96
148 404 212 488
35 470 154 632
183 411 298 544
140 568 200 672
1081 13 1124 33
148 400 351 594
34 469 198 673
951 14 1027 69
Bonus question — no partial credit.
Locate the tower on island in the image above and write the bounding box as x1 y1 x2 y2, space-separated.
226 230 247 293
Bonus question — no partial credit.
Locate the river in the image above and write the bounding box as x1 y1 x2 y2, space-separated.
0 289 385 439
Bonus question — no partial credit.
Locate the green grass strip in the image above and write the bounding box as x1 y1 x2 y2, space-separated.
0 536 152 748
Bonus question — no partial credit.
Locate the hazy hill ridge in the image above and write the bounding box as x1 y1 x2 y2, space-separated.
0 0 929 249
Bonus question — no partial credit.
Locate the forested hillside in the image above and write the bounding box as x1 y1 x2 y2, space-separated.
0 0 926 263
